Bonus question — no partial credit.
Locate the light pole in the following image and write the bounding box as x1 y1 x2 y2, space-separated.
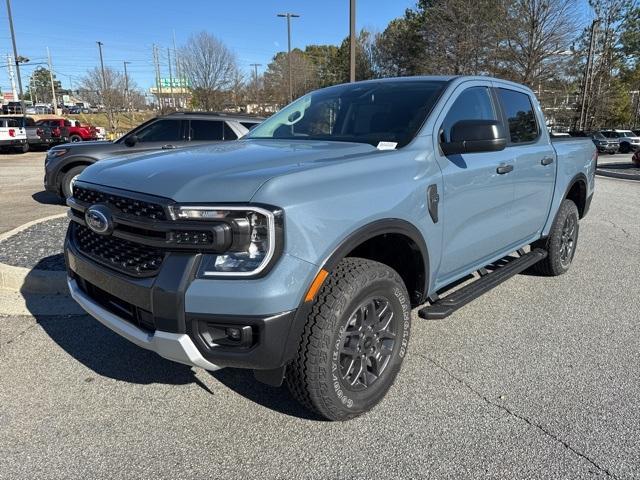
123 61 131 112
250 63 262 113
350 0 356 83
5 0 27 123
277 13 300 103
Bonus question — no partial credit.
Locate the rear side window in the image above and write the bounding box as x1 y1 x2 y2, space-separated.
497 89 539 143
224 123 238 140
190 120 223 141
137 119 183 142
441 87 497 142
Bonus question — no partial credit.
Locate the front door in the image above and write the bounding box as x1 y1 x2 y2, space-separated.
433 82 519 283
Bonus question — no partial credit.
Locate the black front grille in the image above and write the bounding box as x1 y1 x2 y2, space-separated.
73 185 167 220
73 223 164 276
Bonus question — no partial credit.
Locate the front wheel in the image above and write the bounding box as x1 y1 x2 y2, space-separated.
530 199 579 276
286 258 412 421
61 165 86 198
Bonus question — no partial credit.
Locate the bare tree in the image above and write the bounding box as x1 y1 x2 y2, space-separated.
179 31 239 110
499 0 579 86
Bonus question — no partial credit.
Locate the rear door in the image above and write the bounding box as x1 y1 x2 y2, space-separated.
494 86 556 241
187 119 231 146
433 80 519 282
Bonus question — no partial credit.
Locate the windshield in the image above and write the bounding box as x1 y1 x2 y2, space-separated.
247 80 447 148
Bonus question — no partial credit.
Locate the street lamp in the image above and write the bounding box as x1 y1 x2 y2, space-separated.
277 13 300 103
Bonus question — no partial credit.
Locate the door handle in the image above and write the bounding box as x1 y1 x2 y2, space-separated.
496 164 514 174
161 144 176 149
541 156 554 165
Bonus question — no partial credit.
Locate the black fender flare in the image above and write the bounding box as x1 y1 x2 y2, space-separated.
277 219 430 370
563 172 589 217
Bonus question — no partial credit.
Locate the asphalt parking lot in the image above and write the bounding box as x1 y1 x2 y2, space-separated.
0 152 639 479
0 151 65 235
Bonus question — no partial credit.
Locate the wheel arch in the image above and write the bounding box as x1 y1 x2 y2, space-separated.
564 172 588 218
319 218 430 307
55 157 95 193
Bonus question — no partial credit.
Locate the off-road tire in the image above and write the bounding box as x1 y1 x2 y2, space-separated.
61 165 86 198
530 199 579 276
286 258 412 421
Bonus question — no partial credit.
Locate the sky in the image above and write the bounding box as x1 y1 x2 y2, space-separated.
0 0 415 98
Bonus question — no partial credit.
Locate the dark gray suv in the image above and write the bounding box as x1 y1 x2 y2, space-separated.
44 112 262 198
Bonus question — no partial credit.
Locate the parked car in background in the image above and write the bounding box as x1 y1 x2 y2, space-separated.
600 129 640 153
0 117 27 152
64 76 596 420
35 119 70 145
34 104 54 115
36 118 97 143
592 131 619 154
2 101 23 114
5 116 55 151
632 129 640 137
45 112 263 198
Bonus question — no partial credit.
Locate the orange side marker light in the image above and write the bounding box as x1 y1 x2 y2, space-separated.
304 269 329 302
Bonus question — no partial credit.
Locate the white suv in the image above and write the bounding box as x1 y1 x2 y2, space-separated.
601 130 640 153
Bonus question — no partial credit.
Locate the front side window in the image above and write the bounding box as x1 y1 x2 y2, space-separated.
247 80 447 148
497 89 539 143
190 120 223 141
136 119 182 143
441 87 497 142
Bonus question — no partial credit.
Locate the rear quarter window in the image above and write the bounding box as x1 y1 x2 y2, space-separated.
497 89 539 144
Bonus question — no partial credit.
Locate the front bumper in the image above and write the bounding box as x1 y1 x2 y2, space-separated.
65 227 314 371
68 277 222 370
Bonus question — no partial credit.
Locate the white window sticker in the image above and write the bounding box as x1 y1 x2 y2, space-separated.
376 141 397 150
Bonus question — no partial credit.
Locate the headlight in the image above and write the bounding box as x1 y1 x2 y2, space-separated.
47 148 69 159
168 205 282 277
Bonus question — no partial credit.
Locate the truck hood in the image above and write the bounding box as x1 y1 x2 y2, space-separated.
79 139 376 202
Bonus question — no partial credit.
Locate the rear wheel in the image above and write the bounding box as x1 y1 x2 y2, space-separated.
530 199 579 276
286 258 411 421
14 143 29 153
69 134 82 143
61 165 86 198
619 142 630 153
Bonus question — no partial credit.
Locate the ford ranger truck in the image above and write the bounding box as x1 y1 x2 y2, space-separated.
64 76 596 421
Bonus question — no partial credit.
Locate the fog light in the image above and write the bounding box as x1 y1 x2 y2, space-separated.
226 327 242 341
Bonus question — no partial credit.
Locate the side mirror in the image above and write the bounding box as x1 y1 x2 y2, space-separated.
124 134 138 147
441 120 507 155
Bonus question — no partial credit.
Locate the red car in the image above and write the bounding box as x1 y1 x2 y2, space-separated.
36 118 97 143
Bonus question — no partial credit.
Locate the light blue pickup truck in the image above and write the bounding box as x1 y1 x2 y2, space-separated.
64 76 596 420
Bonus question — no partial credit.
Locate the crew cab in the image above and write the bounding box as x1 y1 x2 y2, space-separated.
0 117 27 152
64 76 596 421
45 112 263 198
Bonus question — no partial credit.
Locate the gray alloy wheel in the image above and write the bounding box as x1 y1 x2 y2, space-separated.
338 296 397 391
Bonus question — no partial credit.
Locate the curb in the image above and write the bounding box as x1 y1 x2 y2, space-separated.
595 168 640 181
0 213 68 295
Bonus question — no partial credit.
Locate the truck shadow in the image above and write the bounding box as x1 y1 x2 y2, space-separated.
32 190 65 206
22 255 323 419
210 369 324 421
22 256 197 387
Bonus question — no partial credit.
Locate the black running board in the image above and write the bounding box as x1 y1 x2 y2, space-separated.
418 248 547 320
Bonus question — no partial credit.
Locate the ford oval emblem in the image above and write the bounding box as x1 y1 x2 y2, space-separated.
85 205 113 235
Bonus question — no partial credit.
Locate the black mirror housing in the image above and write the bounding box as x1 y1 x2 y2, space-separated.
124 135 138 147
441 119 507 155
